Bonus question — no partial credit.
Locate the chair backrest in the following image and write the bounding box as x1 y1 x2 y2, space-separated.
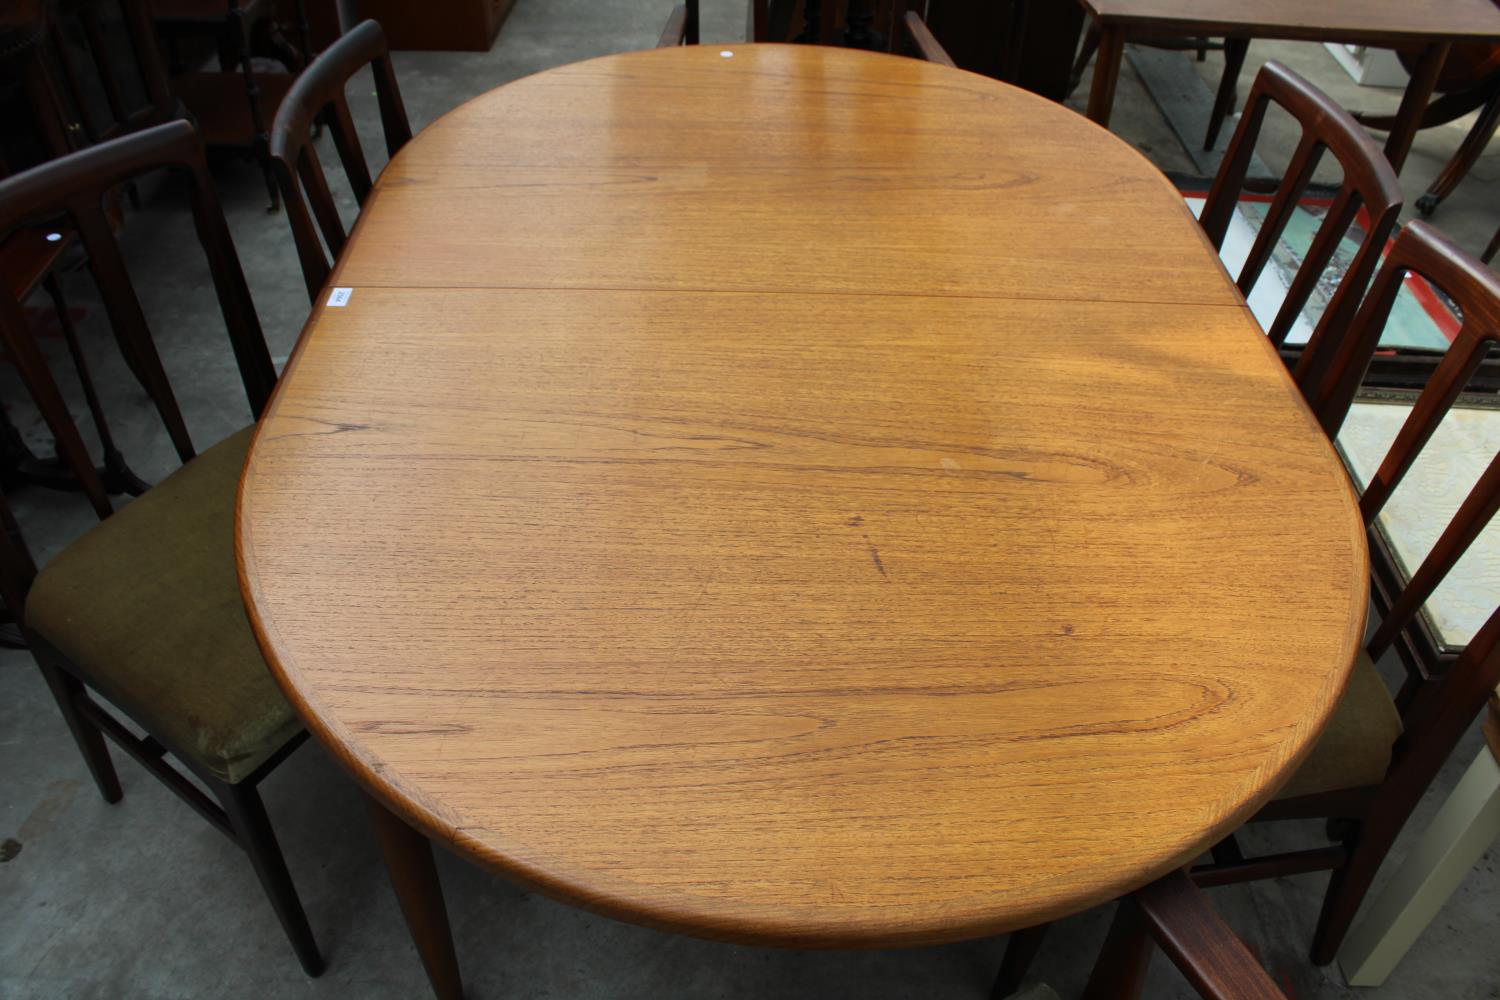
269 19 411 303
1199 61 1402 404
0 119 277 510
1314 221 1500 811
658 0 700 46
44 0 178 147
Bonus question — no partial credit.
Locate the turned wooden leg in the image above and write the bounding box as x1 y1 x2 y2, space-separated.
1416 88 1500 216
365 793 464 1000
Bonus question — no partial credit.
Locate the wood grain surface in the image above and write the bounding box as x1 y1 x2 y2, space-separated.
237 46 1367 948
337 46 1236 306
1080 0 1500 45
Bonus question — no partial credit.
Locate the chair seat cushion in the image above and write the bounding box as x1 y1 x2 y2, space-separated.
1275 648 1403 801
25 426 300 784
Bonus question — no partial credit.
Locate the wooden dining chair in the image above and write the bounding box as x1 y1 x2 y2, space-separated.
268 18 411 303
994 221 1500 996
1199 61 1403 378
1194 220 1500 966
0 118 321 975
659 0 700 46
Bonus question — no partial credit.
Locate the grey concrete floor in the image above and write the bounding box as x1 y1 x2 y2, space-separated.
3 2 1500 998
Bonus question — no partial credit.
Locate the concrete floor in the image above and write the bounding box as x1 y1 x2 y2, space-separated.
3 2 1499 997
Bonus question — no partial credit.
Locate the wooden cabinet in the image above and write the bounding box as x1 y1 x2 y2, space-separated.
923 0 1084 100
354 0 514 51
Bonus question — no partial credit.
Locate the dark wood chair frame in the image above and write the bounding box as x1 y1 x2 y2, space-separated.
995 221 1500 998
267 18 410 303
0 119 319 975
659 0 700 47
2 0 181 499
1081 870 1287 1000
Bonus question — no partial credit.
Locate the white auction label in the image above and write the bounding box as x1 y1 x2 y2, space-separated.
327 287 353 307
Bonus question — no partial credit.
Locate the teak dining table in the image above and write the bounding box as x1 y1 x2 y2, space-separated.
236 45 1368 998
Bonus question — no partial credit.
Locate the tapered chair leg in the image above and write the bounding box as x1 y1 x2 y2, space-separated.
1081 900 1153 1000
36 659 122 803
216 780 324 976
990 922 1050 998
1310 819 1403 965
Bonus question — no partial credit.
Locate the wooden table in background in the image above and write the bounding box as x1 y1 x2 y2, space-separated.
237 45 1368 999
1076 0 1500 172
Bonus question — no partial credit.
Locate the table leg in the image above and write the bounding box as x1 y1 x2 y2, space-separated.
365 793 465 1000
1384 42 1451 174
1085 25 1125 126
1337 748 1500 986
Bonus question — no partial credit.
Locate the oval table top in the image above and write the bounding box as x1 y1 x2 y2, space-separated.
238 44 1367 948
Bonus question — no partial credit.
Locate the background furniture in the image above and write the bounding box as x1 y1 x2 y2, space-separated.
752 0 898 49
268 18 409 302
352 0 514 52
238 45 1367 999
1355 42 1500 217
1069 25 1247 150
153 0 312 209
813 0 1086 99
1072 0 1500 174
659 0 700 48
0 120 318 974
0 0 177 507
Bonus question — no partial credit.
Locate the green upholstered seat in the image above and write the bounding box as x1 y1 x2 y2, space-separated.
24 426 300 784
1275 649 1403 801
